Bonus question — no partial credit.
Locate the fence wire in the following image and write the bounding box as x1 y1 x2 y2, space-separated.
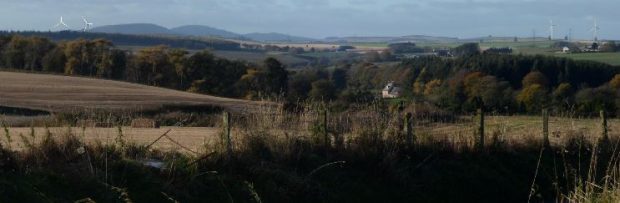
231 108 618 148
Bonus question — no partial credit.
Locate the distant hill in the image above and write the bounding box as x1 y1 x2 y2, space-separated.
398 35 460 43
90 23 176 35
324 35 460 43
90 24 315 43
243 32 315 42
171 25 245 39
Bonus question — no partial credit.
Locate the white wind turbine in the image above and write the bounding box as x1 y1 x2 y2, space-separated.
54 16 70 30
548 20 557 40
82 16 93 31
590 18 600 42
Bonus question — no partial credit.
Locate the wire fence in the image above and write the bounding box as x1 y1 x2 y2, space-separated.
230 106 618 148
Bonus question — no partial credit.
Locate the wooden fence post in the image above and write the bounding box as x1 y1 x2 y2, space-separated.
322 109 329 148
542 109 550 146
223 112 232 158
404 112 414 149
601 110 608 140
477 108 485 150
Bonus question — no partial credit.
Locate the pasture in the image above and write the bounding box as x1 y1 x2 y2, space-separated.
552 52 620 66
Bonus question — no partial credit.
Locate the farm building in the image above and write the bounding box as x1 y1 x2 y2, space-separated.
433 49 453 57
562 46 571 53
382 82 403 99
583 42 600 52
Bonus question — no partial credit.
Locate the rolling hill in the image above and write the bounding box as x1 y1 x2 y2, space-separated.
89 23 315 42
90 23 176 35
0 71 271 114
243 32 316 42
171 25 245 39
324 35 460 43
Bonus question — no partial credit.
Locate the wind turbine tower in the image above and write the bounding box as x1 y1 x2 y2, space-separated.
82 16 93 31
54 16 70 30
590 18 600 42
548 20 557 40
532 29 537 47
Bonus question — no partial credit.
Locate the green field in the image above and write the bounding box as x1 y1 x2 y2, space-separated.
350 42 390 48
392 40 620 66
549 52 620 66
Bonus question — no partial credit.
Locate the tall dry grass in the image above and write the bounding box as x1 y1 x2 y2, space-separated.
2 101 620 201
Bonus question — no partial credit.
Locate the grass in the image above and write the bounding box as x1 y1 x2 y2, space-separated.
2 102 620 202
350 42 390 48
1 113 617 154
551 52 620 66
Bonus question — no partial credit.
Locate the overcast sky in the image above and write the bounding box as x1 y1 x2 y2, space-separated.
0 0 618 40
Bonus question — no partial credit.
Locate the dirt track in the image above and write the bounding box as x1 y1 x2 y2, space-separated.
0 71 272 113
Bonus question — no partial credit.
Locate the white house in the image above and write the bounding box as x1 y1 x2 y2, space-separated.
382 82 403 98
562 46 571 53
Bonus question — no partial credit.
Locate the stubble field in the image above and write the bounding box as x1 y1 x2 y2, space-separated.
0 71 269 113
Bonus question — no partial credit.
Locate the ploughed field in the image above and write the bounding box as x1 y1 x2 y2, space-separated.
0 71 268 113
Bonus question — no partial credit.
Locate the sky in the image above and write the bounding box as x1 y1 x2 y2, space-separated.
0 0 618 40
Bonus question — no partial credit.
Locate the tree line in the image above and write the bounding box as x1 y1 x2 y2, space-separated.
394 53 620 115
0 31 244 51
0 35 287 98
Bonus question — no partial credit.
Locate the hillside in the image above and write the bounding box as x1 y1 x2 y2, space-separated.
324 35 460 43
0 71 270 113
90 23 176 35
171 25 245 39
89 23 315 42
243 32 316 42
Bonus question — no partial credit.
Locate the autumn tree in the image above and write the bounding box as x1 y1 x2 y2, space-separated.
413 67 431 95
166 49 188 89
128 46 175 86
330 67 348 91
423 79 442 96
23 37 55 71
552 83 573 110
309 79 336 101
609 74 620 89
517 84 548 112
2 36 28 69
262 57 289 97
522 71 549 88
42 44 67 73
63 39 118 77
364 51 381 62
575 86 616 113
